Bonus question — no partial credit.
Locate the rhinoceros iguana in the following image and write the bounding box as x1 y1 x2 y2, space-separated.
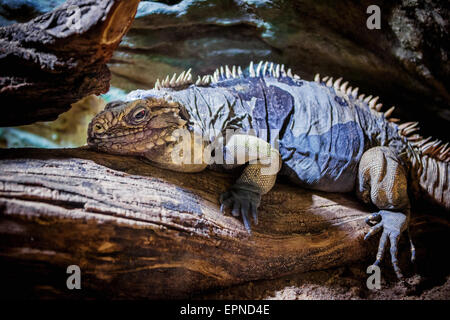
87 61 449 279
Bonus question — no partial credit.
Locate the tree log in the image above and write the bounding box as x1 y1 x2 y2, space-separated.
0 0 140 127
0 147 447 299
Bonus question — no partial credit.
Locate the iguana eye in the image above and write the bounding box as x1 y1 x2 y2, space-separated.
132 107 147 122
93 123 105 133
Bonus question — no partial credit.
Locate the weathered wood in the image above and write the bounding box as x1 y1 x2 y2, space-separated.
1 147 444 299
0 0 140 126
0 147 372 298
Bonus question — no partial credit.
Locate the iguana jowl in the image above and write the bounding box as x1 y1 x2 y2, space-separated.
88 61 450 279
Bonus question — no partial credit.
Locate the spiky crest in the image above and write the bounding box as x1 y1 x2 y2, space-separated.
313 72 450 164
153 62 449 164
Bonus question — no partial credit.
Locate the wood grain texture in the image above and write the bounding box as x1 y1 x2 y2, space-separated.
0 147 378 298
0 0 140 126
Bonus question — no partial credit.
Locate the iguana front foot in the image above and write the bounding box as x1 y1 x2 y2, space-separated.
364 210 415 279
219 182 261 233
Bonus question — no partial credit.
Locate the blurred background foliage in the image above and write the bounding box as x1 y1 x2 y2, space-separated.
0 0 448 148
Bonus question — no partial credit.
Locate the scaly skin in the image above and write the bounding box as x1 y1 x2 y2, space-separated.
88 61 449 279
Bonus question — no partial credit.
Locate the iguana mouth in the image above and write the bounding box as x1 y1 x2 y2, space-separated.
88 127 155 143
88 125 178 155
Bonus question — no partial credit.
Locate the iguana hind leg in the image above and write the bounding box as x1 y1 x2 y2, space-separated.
357 146 415 279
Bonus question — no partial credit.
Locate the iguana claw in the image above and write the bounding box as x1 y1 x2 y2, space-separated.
219 183 261 233
364 210 415 279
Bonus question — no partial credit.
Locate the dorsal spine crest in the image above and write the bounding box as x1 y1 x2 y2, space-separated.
152 61 449 163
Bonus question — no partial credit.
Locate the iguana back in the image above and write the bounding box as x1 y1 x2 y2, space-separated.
127 62 405 193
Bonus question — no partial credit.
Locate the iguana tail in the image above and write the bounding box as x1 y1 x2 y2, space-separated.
404 136 450 210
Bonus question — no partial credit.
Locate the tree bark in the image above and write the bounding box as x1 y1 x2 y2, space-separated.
0 147 446 299
0 0 140 127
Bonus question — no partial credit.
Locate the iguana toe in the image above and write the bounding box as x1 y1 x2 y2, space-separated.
364 210 414 280
219 182 261 233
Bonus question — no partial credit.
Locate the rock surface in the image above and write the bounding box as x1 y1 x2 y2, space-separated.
0 0 140 126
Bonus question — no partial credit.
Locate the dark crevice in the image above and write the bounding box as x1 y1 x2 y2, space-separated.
0 193 84 210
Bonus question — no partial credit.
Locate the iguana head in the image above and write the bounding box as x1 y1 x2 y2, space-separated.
87 97 186 156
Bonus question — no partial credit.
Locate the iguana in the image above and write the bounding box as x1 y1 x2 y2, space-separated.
87 61 450 279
